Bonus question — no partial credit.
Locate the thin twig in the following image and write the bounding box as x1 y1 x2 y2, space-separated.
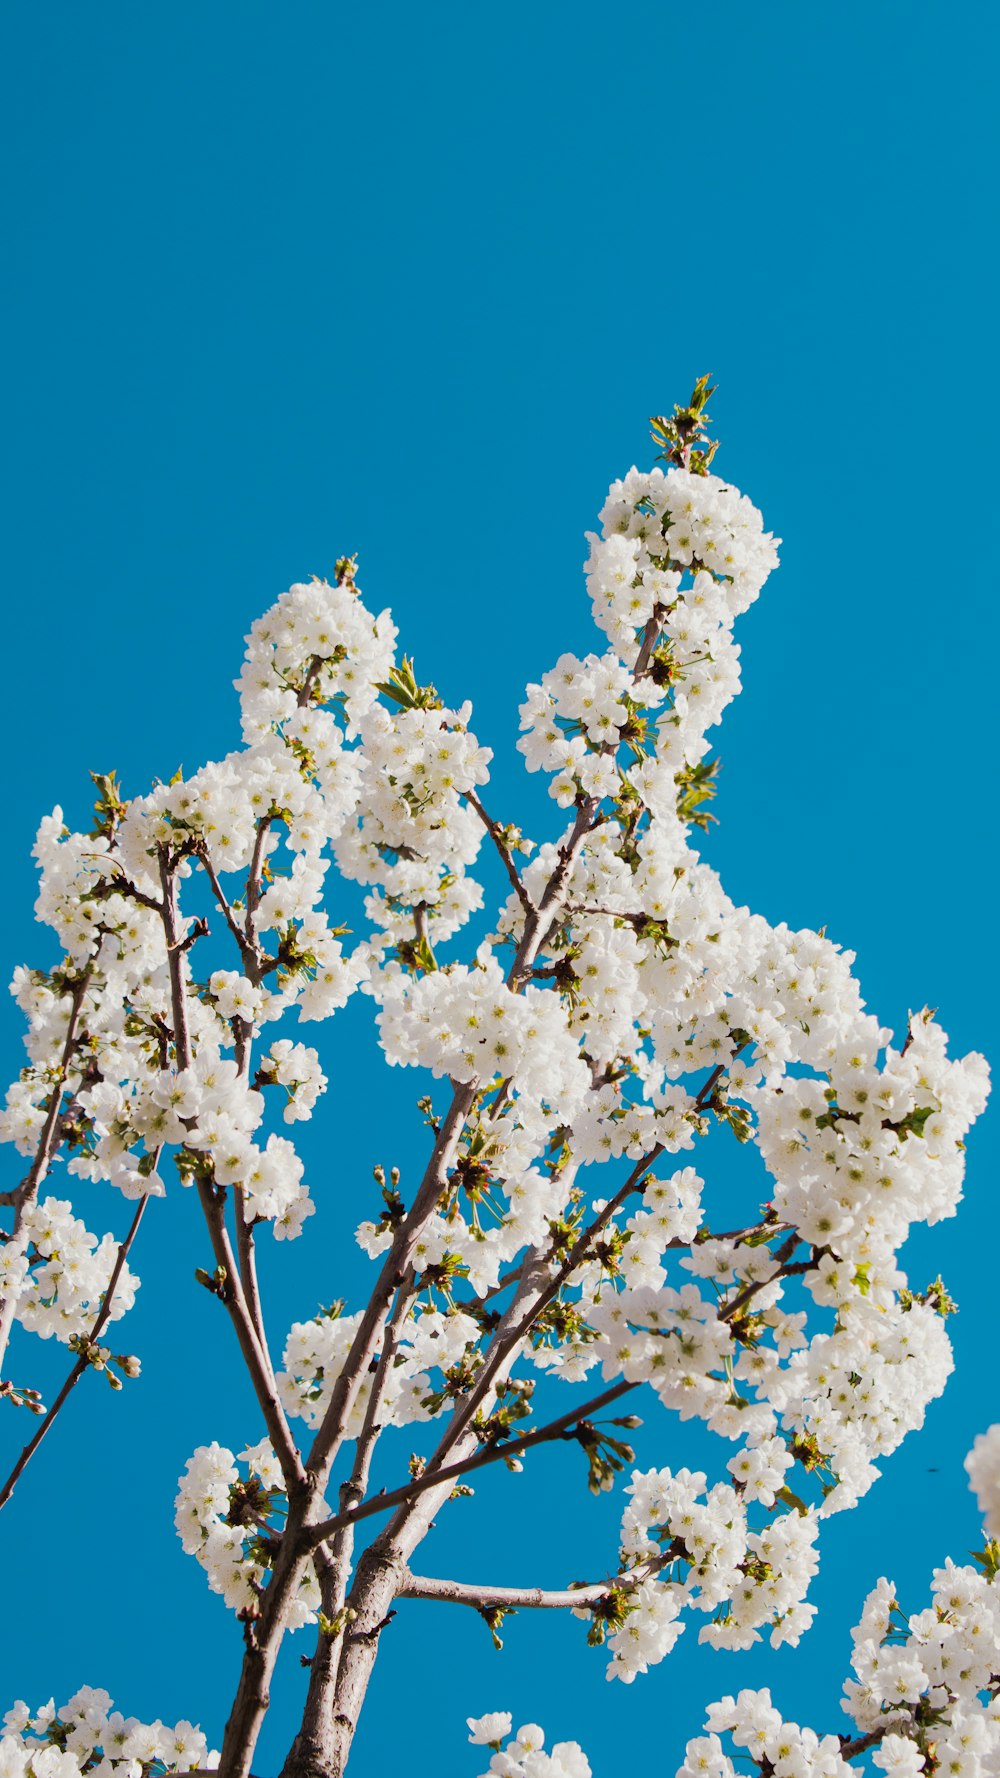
718 1234 808 1324
465 791 534 917
157 849 305 1492
301 1377 637 1553
0 1190 151 1511
198 845 257 966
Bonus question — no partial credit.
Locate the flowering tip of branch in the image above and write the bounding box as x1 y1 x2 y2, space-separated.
650 374 720 473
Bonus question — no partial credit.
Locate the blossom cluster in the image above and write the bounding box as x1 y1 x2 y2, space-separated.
673 1431 1000 1778
599 1461 820 1681
519 465 780 820
173 1440 319 1629
468 1432 1000 1778
467 1714 590 1778
0 1196 137 1346
336 692 493 955
0 1690 214 1778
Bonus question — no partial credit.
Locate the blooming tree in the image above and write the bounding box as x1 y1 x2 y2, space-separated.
0 383 989 1778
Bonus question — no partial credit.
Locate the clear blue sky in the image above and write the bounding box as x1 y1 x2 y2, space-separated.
1 5 997 1775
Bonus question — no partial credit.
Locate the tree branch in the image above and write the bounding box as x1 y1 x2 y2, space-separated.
839 1725 900 1761
198 845 258 970
376 1050 747 1542
633 609 664 679
718 1235 810 1324
400 1573 603 1611
287 1271 421 1771
220 801 605 1778
0 1188 151 1511
398 1552 669 1613
244 817 274 960
465 792 534 917
156 849 305 1493
300 1377 638 1553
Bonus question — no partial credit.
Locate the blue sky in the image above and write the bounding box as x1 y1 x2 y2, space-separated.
1 4 997 1775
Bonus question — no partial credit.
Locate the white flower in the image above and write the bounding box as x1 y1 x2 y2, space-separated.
468 1714 513 1746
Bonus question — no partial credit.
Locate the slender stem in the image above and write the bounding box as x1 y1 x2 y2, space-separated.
562 903 650 925
304 800 599 1492
0 1190 150 1511
840 1727 896 1761
465 792 534 917
300 1378 637 1553
718 1236 809 1324
399 1573 609 1611
304 1082 480 1484
369 1053 744 1556
195 1178 304 1487
296 657 324 709
233 1190 271 1355
157 849 304 1492
101 871 165 916
199 845 257 968
230 1019 276 1377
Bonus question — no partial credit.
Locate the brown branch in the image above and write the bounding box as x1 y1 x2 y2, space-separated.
562 903 650 926
233 1186 272 1356
508 798 598 985
290 1271 421 1763
301 1377 637 1553
304 799 601 1491
633 608 664 679
839 1725 902 1761
399 1573 609 1611
99 871 165 916
156 849 305 1492
424 1148 662 1469
198 846 257 968
304 1080 480 1483
194 1174 305 1489
718 1234 808 1324
296 656 324 708
0 1190 151 1511
219 800 605 1778
399 1544 675 1612
465 792 534 917
229 1020 276 1376
244 818 274 960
